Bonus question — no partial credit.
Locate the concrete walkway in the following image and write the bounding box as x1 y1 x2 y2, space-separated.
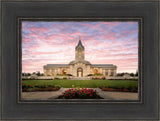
22 88 68 100
22 88 138 100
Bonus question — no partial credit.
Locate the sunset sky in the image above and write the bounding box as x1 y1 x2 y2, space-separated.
22 21 138 73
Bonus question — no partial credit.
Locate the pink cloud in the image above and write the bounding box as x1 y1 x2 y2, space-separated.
22 22 138 73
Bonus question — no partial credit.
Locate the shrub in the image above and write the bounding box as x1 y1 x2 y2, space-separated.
54 77 60 80
87 74 93 76
22 84 61 92
58 88 102 99
102 76 105 80
98 85 138 92
92 77 100 80
93 73 103 76
67 74 72 76
127 86 133 91
27 88 34 92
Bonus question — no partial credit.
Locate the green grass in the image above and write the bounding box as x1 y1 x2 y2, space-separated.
22 79 138 88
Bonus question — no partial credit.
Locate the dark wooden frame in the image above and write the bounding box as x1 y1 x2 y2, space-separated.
1 1 159 120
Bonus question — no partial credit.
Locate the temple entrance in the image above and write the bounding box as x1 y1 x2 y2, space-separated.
77 67 83 77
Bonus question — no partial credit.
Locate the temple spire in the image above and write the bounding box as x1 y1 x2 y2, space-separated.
76 36 84 49
75 36 85 60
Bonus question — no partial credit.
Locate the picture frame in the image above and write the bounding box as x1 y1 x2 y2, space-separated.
1 0 159 120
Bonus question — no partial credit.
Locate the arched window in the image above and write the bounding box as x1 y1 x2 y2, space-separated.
62 69 66 75
94 69 98 74
77 67 83 77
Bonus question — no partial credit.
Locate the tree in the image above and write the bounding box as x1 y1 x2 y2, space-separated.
22 73 31 76
135 71 138 76
36 71 41 76
130 73 134 77
117 73 124 76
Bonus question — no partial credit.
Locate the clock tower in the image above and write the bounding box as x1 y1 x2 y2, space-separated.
75 37 85 61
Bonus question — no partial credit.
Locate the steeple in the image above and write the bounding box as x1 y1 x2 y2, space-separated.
75 36 84 49
75 37 85 60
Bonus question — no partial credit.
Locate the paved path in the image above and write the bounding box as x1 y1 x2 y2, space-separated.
22 88 138 100
22 88 68 100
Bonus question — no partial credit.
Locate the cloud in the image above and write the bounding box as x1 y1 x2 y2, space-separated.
22 21 138 73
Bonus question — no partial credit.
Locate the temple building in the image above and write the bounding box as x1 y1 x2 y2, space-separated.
43 38 117 77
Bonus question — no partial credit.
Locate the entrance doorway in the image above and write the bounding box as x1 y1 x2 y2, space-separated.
77 67 83 77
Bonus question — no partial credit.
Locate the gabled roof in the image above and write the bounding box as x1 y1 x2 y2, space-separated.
75 40 84 49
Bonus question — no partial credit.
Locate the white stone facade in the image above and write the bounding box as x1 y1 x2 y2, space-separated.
43 39 117 77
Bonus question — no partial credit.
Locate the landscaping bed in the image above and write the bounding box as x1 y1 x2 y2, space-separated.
99 86 138 92
22 83 60 92
57 88 103 99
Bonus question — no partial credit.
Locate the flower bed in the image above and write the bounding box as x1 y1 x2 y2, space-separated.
99 86 138 92
57 88 103 99
22 83 60 92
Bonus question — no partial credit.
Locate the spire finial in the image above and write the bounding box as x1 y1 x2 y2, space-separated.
75 36 84 49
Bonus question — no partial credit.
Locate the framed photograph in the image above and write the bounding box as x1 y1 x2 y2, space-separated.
1 0 159 120
19 18 141 103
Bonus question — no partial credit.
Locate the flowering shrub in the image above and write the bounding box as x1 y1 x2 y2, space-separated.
22 82 60 92
99 86 138 92
58 88 102 99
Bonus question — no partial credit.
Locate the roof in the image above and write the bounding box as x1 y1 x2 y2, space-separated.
92 64 113 66
91 64 117 68
75 40 84 49
69 60 91 65
44 64 69 67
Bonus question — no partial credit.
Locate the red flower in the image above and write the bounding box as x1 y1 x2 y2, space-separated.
90 94 93 97
43 82 45 84
22 83 25 86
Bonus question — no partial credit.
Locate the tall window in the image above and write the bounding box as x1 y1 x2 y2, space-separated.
110 72 114 76
94 69 98 74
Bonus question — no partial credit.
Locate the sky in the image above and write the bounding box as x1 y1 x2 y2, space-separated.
22 21 138 73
